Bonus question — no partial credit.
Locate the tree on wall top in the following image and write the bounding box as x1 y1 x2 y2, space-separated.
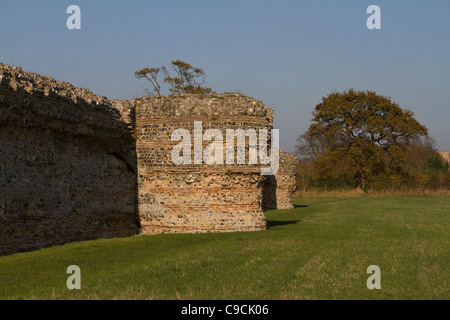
134 67 162 97
135 60 212 97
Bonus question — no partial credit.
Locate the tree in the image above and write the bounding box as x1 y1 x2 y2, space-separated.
424 155 448 174
297 161 314 193
298 89 428 188
295 130 347 161
405 135 441 174
162 60 212 95
135 60 212 96
134 67 162 97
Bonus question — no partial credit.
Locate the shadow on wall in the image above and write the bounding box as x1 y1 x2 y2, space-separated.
262 175 277 211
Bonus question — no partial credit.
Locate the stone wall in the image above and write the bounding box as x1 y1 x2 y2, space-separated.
0 63 298 256
262 150 298 210
0 64 138 256
134 94 274 233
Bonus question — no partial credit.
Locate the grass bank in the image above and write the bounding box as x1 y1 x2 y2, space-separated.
0 197 449 299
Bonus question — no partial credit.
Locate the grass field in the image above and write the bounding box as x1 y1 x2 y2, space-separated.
0 197 449 300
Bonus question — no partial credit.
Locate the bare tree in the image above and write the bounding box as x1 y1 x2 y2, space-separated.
135 60 212 96
134 67 162 97
162 60 212 95
297 161 314 192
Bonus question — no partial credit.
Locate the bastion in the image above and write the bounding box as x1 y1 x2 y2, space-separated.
0 63 298 256
133 94 273 233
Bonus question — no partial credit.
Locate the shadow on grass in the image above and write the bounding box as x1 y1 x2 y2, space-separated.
293 204 308 208
266 220 299 228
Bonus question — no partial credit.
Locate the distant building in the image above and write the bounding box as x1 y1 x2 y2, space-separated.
438 150 450 164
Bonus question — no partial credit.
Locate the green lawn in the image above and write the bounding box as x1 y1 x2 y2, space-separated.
1 197 449 300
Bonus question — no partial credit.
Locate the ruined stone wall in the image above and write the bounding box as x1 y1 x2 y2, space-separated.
262 151 298 210
134 94 274 233
0 62 298 255
0 64 138 256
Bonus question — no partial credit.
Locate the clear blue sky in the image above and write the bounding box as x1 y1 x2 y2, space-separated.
1 0 449 152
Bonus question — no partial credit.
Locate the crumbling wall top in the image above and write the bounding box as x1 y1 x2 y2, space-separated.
0 63 120 117
134 93 274 119
0 63 130 138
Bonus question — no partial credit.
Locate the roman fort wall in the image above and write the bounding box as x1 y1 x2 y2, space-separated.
0 64 138 255
0 63 298 256
262 150 298 210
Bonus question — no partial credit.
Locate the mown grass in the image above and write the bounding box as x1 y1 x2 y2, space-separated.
293 188 450 199
0 197 449 300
